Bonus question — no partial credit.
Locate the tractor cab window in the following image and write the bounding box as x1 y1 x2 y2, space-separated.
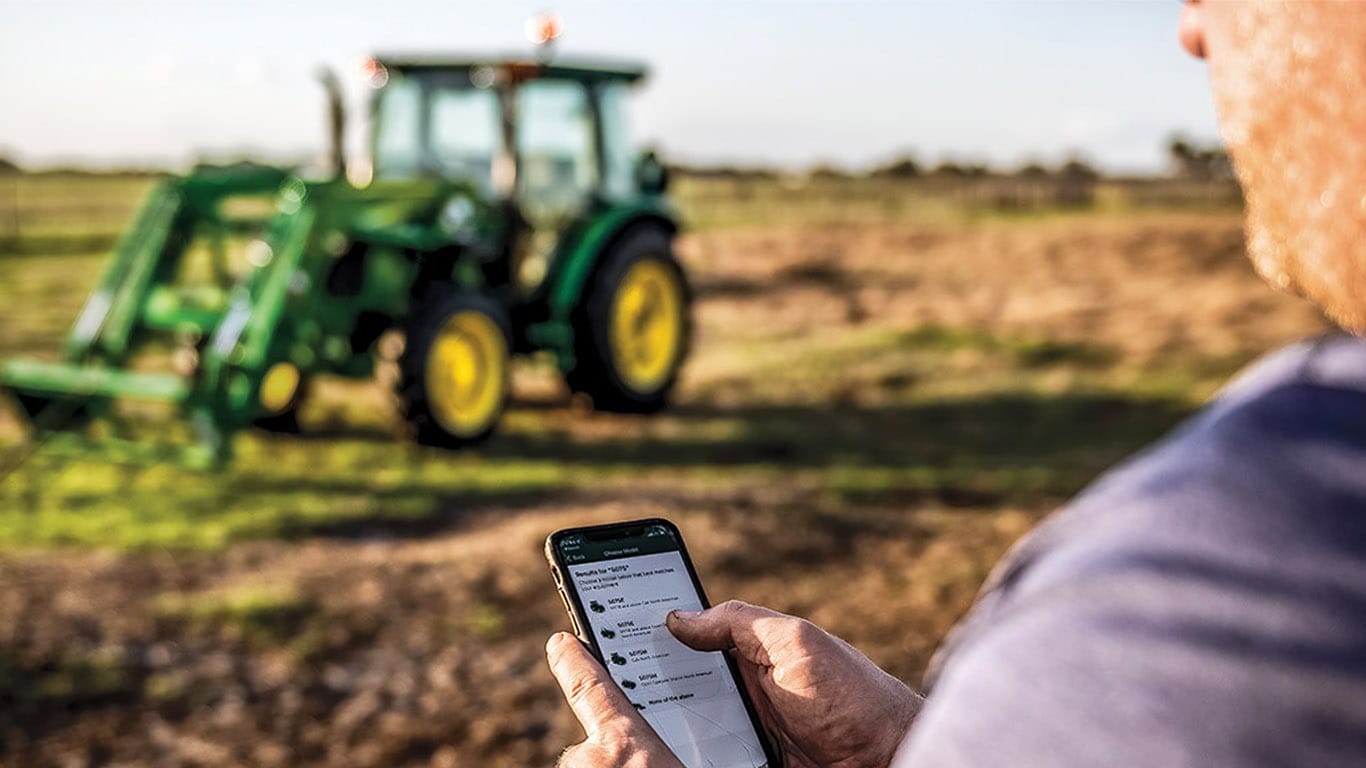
516 80 598 217
373 75 502 193
374 78 424 178
514 79 598 286
596 83 636 200
430 87 501 193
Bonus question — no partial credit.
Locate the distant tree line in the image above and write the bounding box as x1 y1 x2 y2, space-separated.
0 155 171 178
1166 136 1233 180
0 135 1228 185
669 133 1235 184
672 153 1105 182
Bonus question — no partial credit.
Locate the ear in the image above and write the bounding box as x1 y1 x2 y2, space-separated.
1179 0 1207 59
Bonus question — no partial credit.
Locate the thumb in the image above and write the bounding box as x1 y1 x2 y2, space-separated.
666 600 792 663
546 632 639 737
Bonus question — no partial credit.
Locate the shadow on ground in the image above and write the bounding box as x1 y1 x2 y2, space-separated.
256 390 1194 540
2 388 1195 552
500 392 1191 468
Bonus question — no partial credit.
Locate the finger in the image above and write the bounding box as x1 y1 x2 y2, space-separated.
546 632 637 737
666 600 797 665
732 655 782 739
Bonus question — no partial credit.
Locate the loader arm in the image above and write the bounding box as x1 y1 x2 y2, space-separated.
66 181 186 362
200 179 320 431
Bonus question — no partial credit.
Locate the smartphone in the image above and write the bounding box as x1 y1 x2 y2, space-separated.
545 518 780 768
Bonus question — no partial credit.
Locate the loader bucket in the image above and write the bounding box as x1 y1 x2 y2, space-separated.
1 360 223 469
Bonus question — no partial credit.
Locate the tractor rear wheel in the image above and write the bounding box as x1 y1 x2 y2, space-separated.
566 225 690 413
252 362 308 434
399 290 511 448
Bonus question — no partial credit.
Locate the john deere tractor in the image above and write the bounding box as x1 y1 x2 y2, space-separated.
1 56 689 467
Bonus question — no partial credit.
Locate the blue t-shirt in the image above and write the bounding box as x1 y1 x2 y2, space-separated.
897 335 1366 767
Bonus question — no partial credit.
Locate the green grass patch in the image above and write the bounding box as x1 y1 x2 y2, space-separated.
0 452 571 550
896 325 1119 369
0 646 136 707
154 586 320 649
460 604 508 640
151 584 382 666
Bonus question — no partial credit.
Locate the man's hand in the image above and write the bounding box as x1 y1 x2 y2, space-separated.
547 602 921 768
546 631 683 768
667 601 922 768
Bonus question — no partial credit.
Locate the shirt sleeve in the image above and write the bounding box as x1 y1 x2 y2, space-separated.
894 338 1366 767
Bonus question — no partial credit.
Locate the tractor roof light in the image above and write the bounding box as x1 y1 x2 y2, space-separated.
360 57 389 89
526 12 563 47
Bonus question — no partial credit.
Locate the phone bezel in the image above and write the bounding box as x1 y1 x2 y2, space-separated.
545 517 782 768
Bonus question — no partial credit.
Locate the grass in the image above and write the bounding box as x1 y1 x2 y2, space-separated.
154 586 322 648
890 325 1120 369
0 172 1260 552
0 379 1203 551
0 455 569 549
151 585 369 668
0 646 136 708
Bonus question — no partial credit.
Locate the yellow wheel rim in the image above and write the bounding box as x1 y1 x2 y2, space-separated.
425 310 507 437
609 258 684 394
259 362 301 414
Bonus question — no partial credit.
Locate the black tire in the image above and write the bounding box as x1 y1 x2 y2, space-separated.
251 403 304 434
565 225 691 414
398 289 512 448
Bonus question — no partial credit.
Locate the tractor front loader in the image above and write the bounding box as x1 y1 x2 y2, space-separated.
3 166 479 467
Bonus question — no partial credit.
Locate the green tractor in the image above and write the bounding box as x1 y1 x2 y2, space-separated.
1 56 690 468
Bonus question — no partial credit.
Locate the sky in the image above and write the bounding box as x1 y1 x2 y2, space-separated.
0 1 1222 174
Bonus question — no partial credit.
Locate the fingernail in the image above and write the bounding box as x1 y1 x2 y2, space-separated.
671 610 701 620
546 632 570 653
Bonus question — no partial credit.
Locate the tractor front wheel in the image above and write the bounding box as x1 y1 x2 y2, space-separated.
566 225 690 413
399 291 511 448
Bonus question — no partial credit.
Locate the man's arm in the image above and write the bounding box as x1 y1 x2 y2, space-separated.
898 357 1366 766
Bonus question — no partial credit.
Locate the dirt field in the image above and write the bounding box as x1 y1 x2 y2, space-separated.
0 175 1332 766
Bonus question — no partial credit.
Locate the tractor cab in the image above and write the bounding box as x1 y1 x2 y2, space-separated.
366 57 661 288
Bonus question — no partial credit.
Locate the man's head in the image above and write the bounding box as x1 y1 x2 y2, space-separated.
1180 1 1366 331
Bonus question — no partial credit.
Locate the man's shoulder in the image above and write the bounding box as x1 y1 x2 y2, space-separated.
903 336 1366 767
999 333 1366 598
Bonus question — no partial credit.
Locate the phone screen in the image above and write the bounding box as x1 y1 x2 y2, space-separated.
554 522 772 768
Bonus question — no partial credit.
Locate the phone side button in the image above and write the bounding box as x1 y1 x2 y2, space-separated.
558 591 580 635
